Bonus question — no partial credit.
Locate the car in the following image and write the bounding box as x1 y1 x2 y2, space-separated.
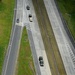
29 17 33 22
16 19 19 23
26 5 30 10
39 56 44 66
29 14 33 22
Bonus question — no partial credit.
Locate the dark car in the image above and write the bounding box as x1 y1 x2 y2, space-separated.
39 56 44 66
26 5 30 10
16 19 19 23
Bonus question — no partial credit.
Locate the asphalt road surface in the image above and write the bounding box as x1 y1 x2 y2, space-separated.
44 0 75 75
2 0 75 75
2 0 52 75
1 0 23 75
23 0 52 75
2 25 23 75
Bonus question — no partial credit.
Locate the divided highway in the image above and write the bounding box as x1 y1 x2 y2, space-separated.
1 0 75 75
32 0 66 75
2 0 52 75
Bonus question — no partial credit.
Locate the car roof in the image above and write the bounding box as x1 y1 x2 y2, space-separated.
39 56 43 60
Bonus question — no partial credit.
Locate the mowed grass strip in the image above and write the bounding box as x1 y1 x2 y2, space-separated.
0 0 14 74
15 27 35 75
32 0 66 75
56 0 75 39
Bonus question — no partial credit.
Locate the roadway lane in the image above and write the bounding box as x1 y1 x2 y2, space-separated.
23 0 52 75
2 0 24 75
2 25 23 75
44 0 75 75
5 25 23 75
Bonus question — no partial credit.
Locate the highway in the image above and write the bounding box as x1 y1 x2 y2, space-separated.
2 25 23 75
1 0 24 75
44 0 75 75
2 0 52 75
32 0 67 75
23 0 52 75
1 0 75 75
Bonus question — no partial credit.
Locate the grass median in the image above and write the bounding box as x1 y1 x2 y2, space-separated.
15 27 35 75
0 0 14 74
56 0 75 39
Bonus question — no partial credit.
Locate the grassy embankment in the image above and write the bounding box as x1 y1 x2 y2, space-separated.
32 0 66 75
56 0 75 39
15 27 35 75
0 0 14 74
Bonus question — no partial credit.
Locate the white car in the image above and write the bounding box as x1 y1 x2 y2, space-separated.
29 14 33 22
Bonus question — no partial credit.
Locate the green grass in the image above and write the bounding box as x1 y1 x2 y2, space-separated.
0 0 15 74
56 0 75 39
15 27 35 75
